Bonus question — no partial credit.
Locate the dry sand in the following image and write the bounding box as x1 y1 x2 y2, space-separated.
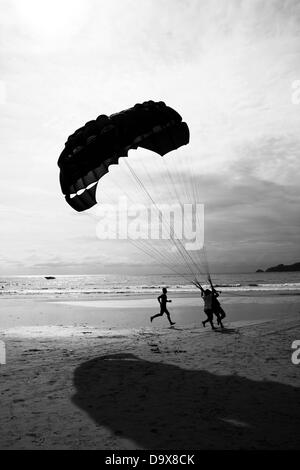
0 295 300 450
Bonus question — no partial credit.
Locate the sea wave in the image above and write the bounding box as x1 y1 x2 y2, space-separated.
1 281 300 297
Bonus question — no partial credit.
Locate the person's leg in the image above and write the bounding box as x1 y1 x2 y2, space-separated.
165 309 175 326
203 310 213 328
214 311 221 325
208 312 215 330
215 308 225 328
202 310 208 327
151 311 164 322
219 307 226 320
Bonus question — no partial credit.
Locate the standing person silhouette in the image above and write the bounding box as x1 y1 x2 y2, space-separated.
151 288 176 326
208 275 226 328
193 280 216 330
194 278 225 329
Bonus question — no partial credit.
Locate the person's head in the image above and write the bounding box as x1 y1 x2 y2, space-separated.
205 289 211 295
162 287 167 294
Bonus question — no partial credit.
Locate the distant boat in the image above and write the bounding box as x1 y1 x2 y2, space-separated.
45 276 56 280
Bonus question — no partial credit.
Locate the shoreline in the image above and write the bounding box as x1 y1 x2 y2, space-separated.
0 292 300 331
1 288 300 302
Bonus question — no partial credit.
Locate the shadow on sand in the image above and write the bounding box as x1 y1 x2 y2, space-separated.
72 353 300 450
214 328 237 334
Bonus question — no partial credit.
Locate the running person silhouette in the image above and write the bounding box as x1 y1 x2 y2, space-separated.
151 288 176 326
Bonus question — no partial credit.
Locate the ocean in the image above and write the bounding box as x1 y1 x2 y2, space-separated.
1 272 300 298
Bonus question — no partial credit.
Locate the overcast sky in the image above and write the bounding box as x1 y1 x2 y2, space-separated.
1 0 300 275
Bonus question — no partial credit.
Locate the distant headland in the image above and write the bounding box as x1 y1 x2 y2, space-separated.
256 262 300 273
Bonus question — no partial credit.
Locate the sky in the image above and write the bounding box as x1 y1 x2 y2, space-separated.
1 0 300 275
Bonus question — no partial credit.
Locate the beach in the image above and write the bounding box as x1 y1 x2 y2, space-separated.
1 292 300 450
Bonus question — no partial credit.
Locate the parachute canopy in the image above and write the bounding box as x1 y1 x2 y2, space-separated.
58 100 190 211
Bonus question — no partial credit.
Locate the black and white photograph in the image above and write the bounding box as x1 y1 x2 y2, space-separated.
0 0 300 455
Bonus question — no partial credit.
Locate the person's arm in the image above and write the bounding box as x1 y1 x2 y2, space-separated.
193 280 205 296
193 280 204 292
157 295 162 304
208 276 219 296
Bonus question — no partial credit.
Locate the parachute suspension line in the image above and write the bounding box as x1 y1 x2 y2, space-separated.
123 159 199 279
90 169 194 281
127 156 202 279
79 158 206 286
105 166 193 273
134 154 207 284
84 201 193 284
136 154 197 270
129 170 199 279
175 152 206 280
83 206 191 282
146 150 203 282
128 239 193 284
193 167 211 278
201 244 211 280
160 156 206 280
178 146 211 279
122 158 195 274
